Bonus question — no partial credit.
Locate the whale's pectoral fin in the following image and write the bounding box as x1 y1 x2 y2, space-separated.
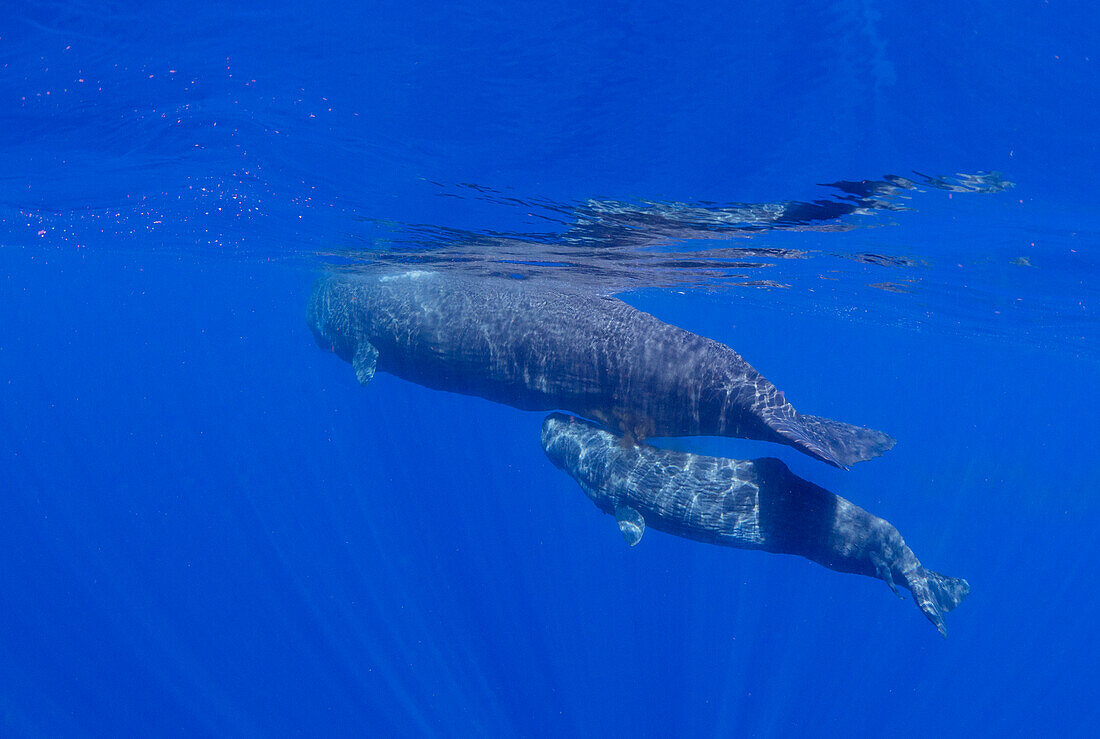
352 341 379 386
614 505 645 546
870 553 903 599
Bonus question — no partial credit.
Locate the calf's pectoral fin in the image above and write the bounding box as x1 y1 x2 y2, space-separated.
353 340 379 386
614 505 645 546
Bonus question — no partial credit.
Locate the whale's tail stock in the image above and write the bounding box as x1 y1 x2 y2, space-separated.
905 568 971 638
767 412 897 469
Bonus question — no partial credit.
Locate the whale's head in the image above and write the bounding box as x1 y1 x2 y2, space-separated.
307 275 357 360
540 413 623 511
540 413 588 474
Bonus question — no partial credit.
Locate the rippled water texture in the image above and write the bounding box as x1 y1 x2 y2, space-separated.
3 3 1096 355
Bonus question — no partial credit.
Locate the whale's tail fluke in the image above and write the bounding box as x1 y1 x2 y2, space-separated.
766 412 896 469
906 568 970 638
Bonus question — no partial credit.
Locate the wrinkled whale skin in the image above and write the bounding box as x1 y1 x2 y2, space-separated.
309 270 894 468
540 413 969 636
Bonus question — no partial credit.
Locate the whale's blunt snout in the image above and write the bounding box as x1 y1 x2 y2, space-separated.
540 413 583 471
308 276 348 355
307 278 331 349
540 414 567 456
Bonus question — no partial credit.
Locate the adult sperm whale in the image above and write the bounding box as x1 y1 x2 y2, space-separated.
309 270 894 468
540 413 968 636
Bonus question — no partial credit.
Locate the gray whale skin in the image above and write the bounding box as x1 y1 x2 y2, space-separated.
309 270 894 468
541 413 969 636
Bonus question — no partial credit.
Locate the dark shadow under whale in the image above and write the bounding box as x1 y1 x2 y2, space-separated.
309 269 895 468
540 413 969 636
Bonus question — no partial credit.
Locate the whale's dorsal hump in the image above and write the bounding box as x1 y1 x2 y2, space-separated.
353 340 379 386
615 505 645 546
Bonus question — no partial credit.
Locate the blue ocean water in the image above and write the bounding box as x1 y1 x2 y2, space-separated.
2 1 1098 736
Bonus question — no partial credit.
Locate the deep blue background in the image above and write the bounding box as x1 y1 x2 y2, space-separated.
2 1 1098 736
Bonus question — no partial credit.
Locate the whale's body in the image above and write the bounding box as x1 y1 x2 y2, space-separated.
309 270 894 467
540 413 969 636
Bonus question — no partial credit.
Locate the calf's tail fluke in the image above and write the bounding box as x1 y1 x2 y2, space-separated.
907 568 971 638
771 412 896 469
